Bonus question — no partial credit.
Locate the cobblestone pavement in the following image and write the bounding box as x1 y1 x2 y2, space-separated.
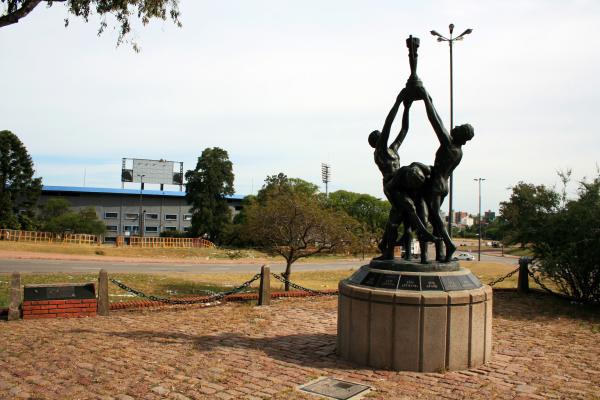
0 292 598 400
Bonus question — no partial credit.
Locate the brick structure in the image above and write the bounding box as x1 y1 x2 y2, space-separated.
22 299 97 319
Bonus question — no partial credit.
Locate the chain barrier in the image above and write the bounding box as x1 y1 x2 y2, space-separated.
486 266 520 287
109 274 261 305
270 273 336 296
526 267 562 297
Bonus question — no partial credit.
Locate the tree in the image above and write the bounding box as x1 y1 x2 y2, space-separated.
185 147 235 244
483 217 507 241
530 175 600 303
0 0 181 50
256 173 320 203
39 198 106 235
326 190 390 249
39 197 70 220
499 182 560 247
0 130 42 230
244 174 357 290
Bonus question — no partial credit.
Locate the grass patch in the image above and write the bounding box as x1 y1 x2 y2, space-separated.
0 269 357 308
0 241 369 262
0 261 559 308
505 247 534 257
0 241 270 260
466 261 520 288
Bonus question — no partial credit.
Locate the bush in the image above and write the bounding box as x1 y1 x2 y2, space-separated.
40 199 106 236
159 230 190 238
531 176 600 303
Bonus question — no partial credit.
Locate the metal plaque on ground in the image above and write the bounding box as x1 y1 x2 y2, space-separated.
299 377 371 400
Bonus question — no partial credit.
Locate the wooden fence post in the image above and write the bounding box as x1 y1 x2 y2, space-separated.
97 269 109 316
8 272 22 321
258 265 271 306
517 256 531 294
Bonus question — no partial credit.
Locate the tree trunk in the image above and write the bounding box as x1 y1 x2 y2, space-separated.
284 261 292 291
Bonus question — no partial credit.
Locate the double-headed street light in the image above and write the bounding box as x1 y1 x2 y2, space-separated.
431 24 473 237
474 177 486 261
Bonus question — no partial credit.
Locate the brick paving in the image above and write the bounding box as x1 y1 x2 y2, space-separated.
0 291 598 400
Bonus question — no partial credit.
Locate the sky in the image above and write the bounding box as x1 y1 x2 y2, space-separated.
1 0 599 214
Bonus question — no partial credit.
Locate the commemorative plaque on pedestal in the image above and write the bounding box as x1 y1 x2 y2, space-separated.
337 259 492 372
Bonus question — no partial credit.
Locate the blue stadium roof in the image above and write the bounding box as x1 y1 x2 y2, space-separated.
42 186 245 200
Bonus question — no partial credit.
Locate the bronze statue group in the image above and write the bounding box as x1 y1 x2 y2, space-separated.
370 36 474 264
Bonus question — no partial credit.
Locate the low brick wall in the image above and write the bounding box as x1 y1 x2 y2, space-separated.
22 299 97 319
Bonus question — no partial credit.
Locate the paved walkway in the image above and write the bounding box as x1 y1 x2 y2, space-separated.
0 292 598 399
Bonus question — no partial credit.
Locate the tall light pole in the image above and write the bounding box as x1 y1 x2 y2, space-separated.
474 177 485 261
321 163 331 197
137 174 145 237
431 24 473 238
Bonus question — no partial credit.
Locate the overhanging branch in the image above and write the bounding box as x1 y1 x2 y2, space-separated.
0 0 53 28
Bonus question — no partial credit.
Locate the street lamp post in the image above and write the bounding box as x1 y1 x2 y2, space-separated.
474 177 485 261
138 174 145 237
431 24 473 238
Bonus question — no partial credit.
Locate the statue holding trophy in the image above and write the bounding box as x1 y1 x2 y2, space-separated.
338 35 491 373
370 35 474 264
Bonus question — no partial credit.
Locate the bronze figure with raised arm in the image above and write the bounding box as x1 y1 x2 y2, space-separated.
369 89 436 260
417 86 474 262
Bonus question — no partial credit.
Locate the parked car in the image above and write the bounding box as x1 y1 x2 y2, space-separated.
452 252 475 261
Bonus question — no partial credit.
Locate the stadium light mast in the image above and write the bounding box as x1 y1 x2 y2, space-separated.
321 163 331 196
431 24 473 237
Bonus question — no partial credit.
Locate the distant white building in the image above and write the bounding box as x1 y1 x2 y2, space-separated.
458 215 474 227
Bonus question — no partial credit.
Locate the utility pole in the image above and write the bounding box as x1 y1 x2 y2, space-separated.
431 24 473 237
474 177 485 261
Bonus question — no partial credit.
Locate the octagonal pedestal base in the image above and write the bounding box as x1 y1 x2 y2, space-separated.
337 264 492 372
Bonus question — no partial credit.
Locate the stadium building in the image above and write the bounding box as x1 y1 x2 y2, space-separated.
39 186 244 242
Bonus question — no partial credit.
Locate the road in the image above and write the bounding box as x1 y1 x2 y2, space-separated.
0 253 517 274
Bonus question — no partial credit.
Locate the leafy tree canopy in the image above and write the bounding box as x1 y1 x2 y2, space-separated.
0 130 42 230
185 147 235 244
327 190 390 234
499 182 560 246
529 174 600 303
256 173 319 204
0 0 181 50
244 176 357 290
39 198 106 236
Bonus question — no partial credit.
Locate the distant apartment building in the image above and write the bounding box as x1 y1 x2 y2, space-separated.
484 210 496 223
39 186 244 242
446 211 474 228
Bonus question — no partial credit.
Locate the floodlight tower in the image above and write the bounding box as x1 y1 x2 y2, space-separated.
431 24 473 237
321 163 331 197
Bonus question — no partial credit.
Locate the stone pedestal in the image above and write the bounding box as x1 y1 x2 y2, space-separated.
337 260 492 372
